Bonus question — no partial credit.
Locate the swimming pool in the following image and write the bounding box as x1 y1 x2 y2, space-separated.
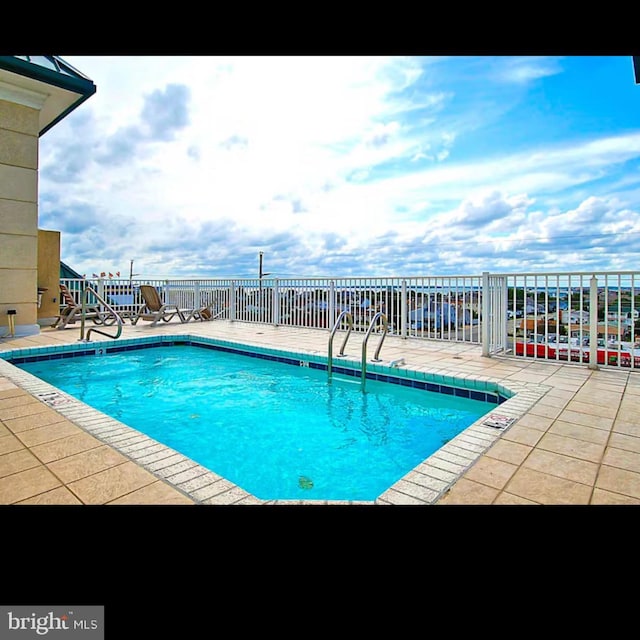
6 337 508 502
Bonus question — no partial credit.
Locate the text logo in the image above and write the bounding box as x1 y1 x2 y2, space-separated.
0 607 103 640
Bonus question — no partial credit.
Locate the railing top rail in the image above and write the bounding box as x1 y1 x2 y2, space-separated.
495 271 640 278
63 275 485 283
61 269 640 284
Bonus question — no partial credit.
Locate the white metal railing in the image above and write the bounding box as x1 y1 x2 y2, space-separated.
482 272 508 357
503 271 640 370
59 275 483 342
59 270 640 371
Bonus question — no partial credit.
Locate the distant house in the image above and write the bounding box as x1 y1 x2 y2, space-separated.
607 308 640 321
524 298 546 314
516 317 628 342
562 310 589 324
569 323 627 342
60 261 83 280
409 302 470 329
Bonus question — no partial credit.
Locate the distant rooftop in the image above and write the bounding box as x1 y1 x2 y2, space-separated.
0 55 96 135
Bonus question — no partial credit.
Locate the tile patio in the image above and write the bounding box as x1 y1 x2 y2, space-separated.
1 318 639 505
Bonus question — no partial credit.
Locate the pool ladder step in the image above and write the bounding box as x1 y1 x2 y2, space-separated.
327 311 389 392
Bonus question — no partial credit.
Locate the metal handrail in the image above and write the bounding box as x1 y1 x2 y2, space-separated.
361 312 389 393
79 286 124 342
327 310 354 383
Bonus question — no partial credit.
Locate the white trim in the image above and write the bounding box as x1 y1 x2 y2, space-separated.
0 79 48 110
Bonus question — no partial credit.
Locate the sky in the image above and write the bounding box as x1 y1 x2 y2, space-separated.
38 55 640 281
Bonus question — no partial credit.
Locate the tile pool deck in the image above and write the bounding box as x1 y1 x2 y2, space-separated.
1 319 639 505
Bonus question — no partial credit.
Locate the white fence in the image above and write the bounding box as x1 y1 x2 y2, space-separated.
59 270 640 371
502 271 640 370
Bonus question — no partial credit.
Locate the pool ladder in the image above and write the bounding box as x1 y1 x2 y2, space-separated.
79 285 125 342
327 311 389 392
327 310 353 382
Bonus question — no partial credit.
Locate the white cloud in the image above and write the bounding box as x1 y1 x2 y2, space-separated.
39 55 640 278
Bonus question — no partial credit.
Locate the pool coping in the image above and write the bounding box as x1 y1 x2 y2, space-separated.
0 334 552 505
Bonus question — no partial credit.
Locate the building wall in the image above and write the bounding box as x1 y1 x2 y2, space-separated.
37 229 61 326
0 98 40 336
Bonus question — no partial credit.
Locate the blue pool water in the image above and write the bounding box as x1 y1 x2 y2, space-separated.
17 344 492 501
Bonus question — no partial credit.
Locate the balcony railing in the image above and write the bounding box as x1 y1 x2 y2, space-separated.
59 270 640 371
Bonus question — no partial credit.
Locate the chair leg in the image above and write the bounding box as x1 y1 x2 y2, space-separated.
131 308 145 325
54 309 77 329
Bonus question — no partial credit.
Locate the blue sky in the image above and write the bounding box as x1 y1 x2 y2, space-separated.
38 55 640 280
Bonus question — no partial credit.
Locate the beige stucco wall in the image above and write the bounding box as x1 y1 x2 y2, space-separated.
37 229 61 326
0 98 40 336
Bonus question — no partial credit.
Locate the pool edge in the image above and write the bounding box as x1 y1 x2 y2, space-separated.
0 334 551 505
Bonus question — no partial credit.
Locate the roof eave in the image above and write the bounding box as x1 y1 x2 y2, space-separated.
39 92 94 136
0 56 96 96
0 56 96 136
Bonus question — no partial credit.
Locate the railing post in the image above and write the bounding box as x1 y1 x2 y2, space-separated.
501 276 508 354
273 279 279 326
79 280 88 341
194 281 201 309
401 279 407 339
482 271 490 357
589 275 599 370
230 281 236 322
97 278 105 310
329 281 335 328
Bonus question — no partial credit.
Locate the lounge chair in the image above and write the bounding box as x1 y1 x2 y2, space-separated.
182 305 216 322
52 283 106 329
131 285 191 326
